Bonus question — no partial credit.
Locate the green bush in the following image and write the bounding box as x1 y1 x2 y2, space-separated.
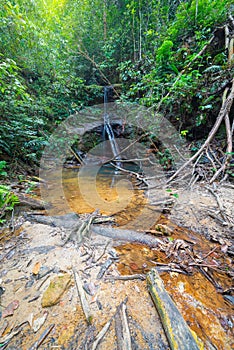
0 185 19 223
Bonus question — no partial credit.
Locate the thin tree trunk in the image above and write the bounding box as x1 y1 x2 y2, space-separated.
139 0 142 60
103 0 107 42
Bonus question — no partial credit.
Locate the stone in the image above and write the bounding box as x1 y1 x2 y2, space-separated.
41 274 71 307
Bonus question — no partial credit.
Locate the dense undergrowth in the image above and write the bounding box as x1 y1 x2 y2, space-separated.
0 0 233 170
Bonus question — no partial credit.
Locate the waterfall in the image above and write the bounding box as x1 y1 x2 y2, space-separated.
103 86 121 167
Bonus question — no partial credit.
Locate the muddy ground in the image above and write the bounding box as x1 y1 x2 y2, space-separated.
0 182 233 349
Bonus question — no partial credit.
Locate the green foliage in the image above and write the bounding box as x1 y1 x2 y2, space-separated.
0 0 233 171
157 40 174 63
0 185 19 223
0 161 8 177
158 148 174 170
0 0 99 165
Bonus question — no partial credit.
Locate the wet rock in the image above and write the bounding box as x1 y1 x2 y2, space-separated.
41 274 71 307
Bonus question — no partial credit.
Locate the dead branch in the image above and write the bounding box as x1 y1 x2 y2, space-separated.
110 162 149 186
198 267 222 290
200 245 219 260
108 132 149 163
167 78 234 183
91 319 112 350
115 301 132 350
78 48 120 99
92 225 163 248
91 298 128 350
147 269 200 350
28 213 165 248
28 324 55 350
205 186 229 223
69 146 85 165
104 274 145 281
209 87 233 182
72 267 92 324
14 192 47 210
92 240 111 263
97 258 113 279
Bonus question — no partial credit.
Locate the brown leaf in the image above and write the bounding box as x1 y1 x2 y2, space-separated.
32 262 41 275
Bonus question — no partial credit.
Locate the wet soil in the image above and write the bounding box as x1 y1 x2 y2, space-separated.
0 168 233 349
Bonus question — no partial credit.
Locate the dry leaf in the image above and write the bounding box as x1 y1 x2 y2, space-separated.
32 262 41 275
33 312 48 332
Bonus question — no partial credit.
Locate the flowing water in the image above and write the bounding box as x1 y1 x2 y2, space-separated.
103 86 121 166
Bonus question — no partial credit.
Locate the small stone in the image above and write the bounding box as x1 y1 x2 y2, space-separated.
41 273 71 307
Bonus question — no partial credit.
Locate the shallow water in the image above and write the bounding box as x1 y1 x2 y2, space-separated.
41 165 155 229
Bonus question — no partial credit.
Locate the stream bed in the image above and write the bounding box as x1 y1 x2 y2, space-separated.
0 166 233 349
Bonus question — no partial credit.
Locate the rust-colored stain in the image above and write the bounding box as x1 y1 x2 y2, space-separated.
115 221 233 350
161 272 233 350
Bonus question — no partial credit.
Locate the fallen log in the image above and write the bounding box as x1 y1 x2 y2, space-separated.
26 213 163 247
147 269 201 350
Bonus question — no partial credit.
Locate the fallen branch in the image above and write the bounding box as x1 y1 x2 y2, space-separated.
91 298 128 350
72 267 92 324
115 300 132 350
92 226 163 248
147 269 200 350
0 323 27 347
69 146 85 165
91 318 112 350
109 162 149 186
210 88 233 183
28 324 55 350
93 240 111 263
198 267 222 290
97 258 113 279
104 274 146 281
15 192 47 210
205 186 229 223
